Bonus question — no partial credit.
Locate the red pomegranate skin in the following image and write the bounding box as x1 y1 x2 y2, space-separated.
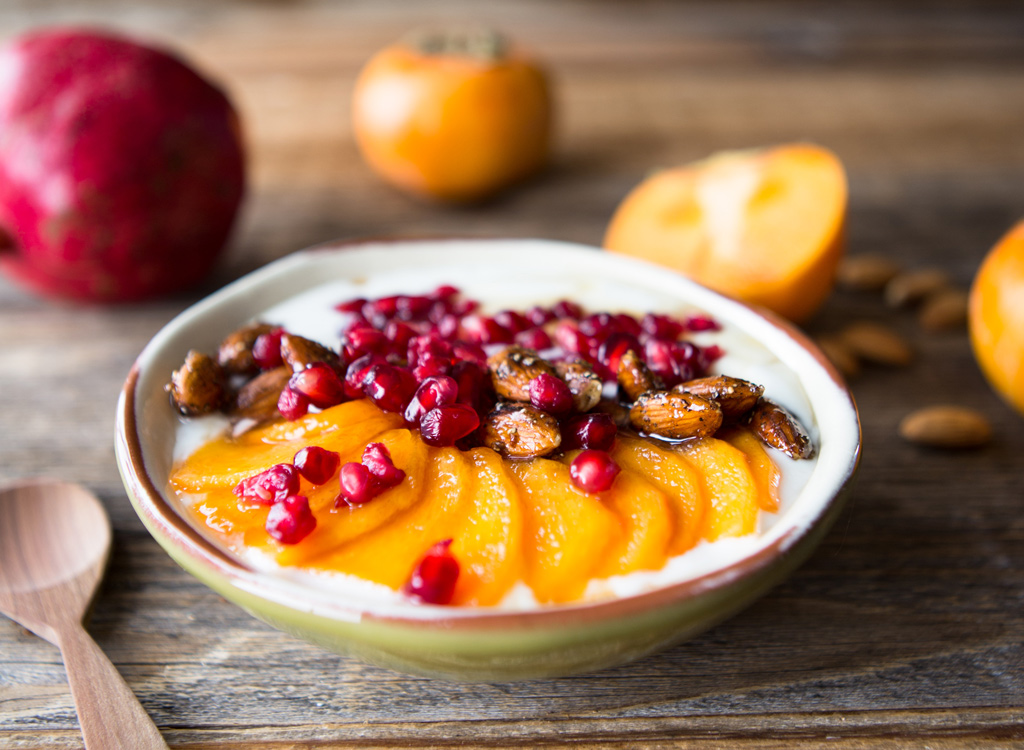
0 28 245 302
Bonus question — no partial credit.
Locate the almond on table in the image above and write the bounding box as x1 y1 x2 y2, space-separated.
165 284 819 607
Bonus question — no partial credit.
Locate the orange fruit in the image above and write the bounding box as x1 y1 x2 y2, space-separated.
352 29 552 202
969 219 1024 416
604 143 848 323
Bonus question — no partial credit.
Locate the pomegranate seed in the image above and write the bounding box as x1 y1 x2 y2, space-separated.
685 314 721 332
494 309 530 334
460 315 514 345
384 320 417 350
598 331 642 376
695 344 724 375
404 539 459 605
412 354 453 383
362 363 416 413
277 386 310 420
344 327 389 359
641 313 684 341
526 305 556 326
234 463 300 505
580 312 616 337
644 338 685 387
290 363 346 409
407 334 452 368
428 299 452 324
431 284 460 301
552 300 583 319
342 315 375 335
515 327 553 350
362 442 406 488
404 375 459 424
451 341 488 367
451 361 490 411
569 450 620 493
450 298 479 317
436 313 460 339
344 353 387 398
562 413 617 451
266 495 316 544
337 462 378 505
396 295 433 321
528 373 573 415
334 297 367 314
554 321 590 354
252 327 285 370
420 404 481 447
613 313 642 337
293 446 341 485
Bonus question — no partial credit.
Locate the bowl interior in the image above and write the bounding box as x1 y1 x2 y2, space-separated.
121 237 860 623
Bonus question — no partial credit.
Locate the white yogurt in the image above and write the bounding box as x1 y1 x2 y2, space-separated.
172 274 819 609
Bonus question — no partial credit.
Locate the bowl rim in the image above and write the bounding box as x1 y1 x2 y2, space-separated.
116 236 861 631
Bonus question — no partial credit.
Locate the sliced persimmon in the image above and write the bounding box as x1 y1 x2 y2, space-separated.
604 143 847 322
611 436 706 555
508 458 619 604
720 427 782 513
676 438 760 541
591 470 673 579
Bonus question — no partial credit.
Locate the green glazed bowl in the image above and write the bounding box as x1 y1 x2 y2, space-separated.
115 238 860 681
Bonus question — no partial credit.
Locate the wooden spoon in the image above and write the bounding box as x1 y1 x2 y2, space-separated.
0 480 168 749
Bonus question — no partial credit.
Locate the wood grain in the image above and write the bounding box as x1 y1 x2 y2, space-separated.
1 1 1022 747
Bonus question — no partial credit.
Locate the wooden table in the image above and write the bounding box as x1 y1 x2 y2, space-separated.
1 2 1022 747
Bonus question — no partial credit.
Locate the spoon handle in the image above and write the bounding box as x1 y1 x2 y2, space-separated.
58 623 169 750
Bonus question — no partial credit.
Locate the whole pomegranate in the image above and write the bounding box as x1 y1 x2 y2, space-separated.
0 28 245 302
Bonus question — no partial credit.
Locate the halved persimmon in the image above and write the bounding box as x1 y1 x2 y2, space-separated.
604 143 847 323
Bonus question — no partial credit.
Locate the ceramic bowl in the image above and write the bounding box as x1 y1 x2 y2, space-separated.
115 237 860 681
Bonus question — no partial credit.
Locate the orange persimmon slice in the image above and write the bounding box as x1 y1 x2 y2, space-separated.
676 438 760 541
720 428 782 513
604 143 847 322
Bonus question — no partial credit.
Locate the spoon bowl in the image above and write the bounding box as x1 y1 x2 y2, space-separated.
0 480 168 749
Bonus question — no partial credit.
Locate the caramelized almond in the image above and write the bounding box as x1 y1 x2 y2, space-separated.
674 375 763 419
555 359 603 412
281 333 342 372
232 366 291 422
747 399 814 459
483 404 562 458
167 350 228 416
487 346 556 402
899 405 992 449
217 323 276 375
617 349 661 402
629 390 723 440
839 321 913 367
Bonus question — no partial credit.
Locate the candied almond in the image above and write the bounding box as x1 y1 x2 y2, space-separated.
232 366 291 422
884 268 951 308
167 350 229 416
815 335 861 379
281 333 342 372
487 346 556 402
674 375 763 419
483 404 561 458
629 390 723 441
836 254 902 292
217 323 277 375
617 349 661 402
898 405 992 449
839 321 913 367
554 359 602 412
747 399 814 459
917 288 968 332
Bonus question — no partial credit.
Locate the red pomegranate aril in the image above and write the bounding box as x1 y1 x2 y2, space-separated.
641 313 684 341
552 299 583 319
251 327 285 370
334 297 367 314
336 462 377 505
277 386 310 420
526 305 556 327
362 363 416 413
554 321 589 354
612 313 642 337
450 298 479 317
436 313 460 339
528 373 574 415
579 312 616 337
460 314 514 346
562 413 617 451
344 327 389 359
404 539 459 605
431 284 460 301
451 361 490 410
412 354 453 383
361 442 406 488
404 374 459 424
569 450 621 493
293 446 341 485
266 495 316 544
290 362 346 409
384 320 417 349
515 327 553 351
685 314 721 332
392 295 430 321
598 331 642 375
420 404 481 447
494 309 530 334
695 344 724 374
407 334 452 367
451 341 488 367
644 338 683 387
344 353 387 398
234 463 300 505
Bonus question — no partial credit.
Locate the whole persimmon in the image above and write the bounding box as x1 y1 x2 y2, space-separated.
604 144 847 323
352 30 552 202
969 220 1024 416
